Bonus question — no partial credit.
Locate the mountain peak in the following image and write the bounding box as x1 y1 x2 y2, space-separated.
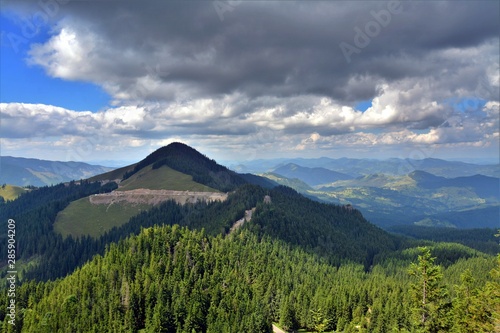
122 142 246 192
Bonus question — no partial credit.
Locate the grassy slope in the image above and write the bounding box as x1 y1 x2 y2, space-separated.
54 197 151 238
0 184 29 201
117 165 219 192
87 163 137 182
56 166 219 239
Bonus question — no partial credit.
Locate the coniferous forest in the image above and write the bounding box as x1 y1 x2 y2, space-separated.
0 143 499 332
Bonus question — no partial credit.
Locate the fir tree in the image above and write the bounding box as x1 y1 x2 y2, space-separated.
408 247 450 332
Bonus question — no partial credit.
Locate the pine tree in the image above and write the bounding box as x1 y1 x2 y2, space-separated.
310 308 332 333
279 297 296 332
408 247 450 333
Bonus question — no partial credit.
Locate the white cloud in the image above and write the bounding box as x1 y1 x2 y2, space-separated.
2 1 498 162
2 93 497 162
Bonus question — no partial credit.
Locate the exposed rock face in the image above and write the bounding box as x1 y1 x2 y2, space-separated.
89 189 228 206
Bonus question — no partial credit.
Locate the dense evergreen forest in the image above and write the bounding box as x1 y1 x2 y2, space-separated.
388 225 500 255
1 225 498 332
0 180 409 281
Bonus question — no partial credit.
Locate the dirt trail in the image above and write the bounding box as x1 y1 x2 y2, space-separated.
272 324 287 333
89 189 227 206
229 207 256 233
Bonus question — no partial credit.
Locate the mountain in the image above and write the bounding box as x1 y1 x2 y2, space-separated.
260 172 314 193
0 156 114 187
272 163 353 186
56 143 277 240
0 142 398 281
261 170 499 229
409 170 499 198
236 157 499 178
0 143 498 332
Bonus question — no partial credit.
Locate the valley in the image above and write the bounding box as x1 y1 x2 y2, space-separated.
257 162 499 229
2 2 498 332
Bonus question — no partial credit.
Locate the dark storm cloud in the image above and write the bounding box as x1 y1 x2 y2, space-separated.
9 0 498 103
2 0 498 162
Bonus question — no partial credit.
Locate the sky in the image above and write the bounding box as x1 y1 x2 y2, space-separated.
0 0 499 166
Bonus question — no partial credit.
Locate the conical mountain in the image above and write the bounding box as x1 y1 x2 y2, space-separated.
91 142 276 191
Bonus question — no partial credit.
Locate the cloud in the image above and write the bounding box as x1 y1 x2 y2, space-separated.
19 1 498 104
1 0 498 161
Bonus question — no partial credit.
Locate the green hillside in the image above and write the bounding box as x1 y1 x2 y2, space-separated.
261 172 314 193
54 197 152 238
117 165 218 192
87 163 136 182
0 184 29 201
8 225 498 333
55 165 219 239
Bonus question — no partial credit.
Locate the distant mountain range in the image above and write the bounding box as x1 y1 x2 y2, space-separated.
272 163 353 186
263 164 499 228
0 156 114 187
233 157 499 178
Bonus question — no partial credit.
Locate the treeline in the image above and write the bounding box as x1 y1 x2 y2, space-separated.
388 225 500 255
2 225 497 332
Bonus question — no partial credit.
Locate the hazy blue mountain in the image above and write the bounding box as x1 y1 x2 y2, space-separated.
272 163 353 186
236 157 499 178
262 170 499 229
409 170 499 198
413 206 500 229
0 156 115 187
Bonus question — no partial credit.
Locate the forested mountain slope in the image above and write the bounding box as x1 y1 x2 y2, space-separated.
0 143 499 332
4 225 498 332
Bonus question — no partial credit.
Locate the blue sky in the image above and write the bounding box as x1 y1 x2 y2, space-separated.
1 13 109 111
0 1 498 165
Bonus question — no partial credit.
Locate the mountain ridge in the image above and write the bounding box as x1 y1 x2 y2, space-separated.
0 156 114 187
273 163 353 186
235 156 499 178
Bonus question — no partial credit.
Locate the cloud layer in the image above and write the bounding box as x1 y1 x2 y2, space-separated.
1 0 499 163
